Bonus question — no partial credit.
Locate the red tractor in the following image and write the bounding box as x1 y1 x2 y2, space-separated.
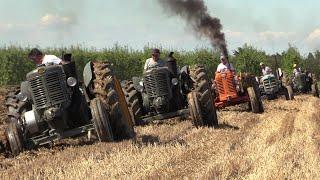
212 70 264 113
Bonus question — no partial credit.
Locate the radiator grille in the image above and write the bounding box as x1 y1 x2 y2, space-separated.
28 66 69 110
144 68 171 98
263 76 277 91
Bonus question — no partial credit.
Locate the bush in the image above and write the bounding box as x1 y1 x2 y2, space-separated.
0 45 220 85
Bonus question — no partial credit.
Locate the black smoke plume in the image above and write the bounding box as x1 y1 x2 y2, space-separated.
158 0 228 58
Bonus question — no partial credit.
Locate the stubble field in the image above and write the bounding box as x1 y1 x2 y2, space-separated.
0 88 319 179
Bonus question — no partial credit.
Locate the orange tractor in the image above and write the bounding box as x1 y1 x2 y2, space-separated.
212 70 264 113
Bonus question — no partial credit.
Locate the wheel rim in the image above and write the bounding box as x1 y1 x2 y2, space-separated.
6 122 23 156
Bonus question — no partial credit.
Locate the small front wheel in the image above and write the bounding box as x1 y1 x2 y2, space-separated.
311 83 319 97
285 85 294 100
6 122 24 156
91 98 114 142
247 87 264 113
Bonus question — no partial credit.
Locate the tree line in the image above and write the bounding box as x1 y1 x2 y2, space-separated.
0 44 319 85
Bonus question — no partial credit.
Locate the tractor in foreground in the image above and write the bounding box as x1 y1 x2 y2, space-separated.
3 56 134 156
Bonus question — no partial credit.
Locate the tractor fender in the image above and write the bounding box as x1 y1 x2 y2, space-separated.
180 65 192 92
180 65 189 79
20 81 32 101
131 76 143 91
83 61 93 88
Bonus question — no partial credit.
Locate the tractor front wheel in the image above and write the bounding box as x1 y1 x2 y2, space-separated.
91 98 113 142
311 83 319 97
247 87 264 113
285 85 294 100
6 122 24 156
188 92 203 127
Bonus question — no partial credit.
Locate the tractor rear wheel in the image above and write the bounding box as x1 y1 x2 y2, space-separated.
92 61 135 140
188 92 203 126
247 87 264 113
285 85 294 100
90 98 113 142
189 65 218 127
122 80 144 125
6 122 24 156
311 83 319 97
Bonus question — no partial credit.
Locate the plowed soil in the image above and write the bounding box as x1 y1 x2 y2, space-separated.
0 88 319 179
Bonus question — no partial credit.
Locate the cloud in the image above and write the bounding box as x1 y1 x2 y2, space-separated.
0 23 14 31
306 28 320 42
40 14 77 28
258 31 297 41
225 30 243 38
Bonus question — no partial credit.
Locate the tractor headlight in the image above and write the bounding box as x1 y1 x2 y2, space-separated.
17 92 27 102
67 77 77 87
171 78 178 86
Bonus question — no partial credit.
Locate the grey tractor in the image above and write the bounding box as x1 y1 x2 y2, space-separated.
259 71 294 100
4 54 134 156
122 53 218 127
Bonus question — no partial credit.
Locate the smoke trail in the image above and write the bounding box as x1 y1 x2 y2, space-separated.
158 0 228 57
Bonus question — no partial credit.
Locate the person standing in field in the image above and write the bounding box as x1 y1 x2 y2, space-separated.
144 48 165 72
28 48 62 65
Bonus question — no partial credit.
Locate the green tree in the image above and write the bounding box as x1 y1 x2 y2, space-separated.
280 45 302 74
233 44 268 75
310 50 320 78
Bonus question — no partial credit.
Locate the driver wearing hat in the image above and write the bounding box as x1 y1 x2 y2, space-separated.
144 48 165 72
260 62 272 75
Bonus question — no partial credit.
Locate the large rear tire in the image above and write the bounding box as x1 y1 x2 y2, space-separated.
92 61 135 140
5 89 30 124
122 80 144 125
311 83 319 97
6 122 24 156
189 65 218 127
247 87 264 113
285 85 294 100
90 98 113 142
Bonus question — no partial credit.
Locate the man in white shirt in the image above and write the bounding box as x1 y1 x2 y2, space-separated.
28 48 62 65
144 48 165 72
260 62 272 76
292 64 301 77
216 55 235 72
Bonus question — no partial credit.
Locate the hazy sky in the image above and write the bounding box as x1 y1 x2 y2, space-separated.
0 0 320 55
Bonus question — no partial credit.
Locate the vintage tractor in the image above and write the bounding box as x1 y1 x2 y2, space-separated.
3 56 134 156
122 59 218 127
289 72 319 97
212 70 264 113
258 72 294 100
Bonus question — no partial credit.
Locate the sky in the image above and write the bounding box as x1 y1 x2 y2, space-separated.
0 0 320 55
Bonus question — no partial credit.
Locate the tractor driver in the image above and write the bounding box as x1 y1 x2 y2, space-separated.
28 48 62 66
293 64 302 77
260 62 272 76
216 55 235 73
144 48 166 72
